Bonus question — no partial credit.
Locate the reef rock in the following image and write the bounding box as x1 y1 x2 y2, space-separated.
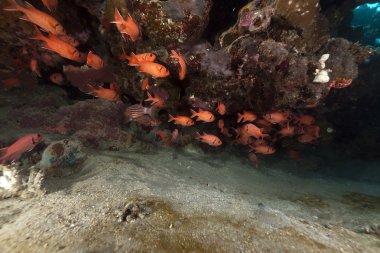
39 139 87 177
51 100 132 149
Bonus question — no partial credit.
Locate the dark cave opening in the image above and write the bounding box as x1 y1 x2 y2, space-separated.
202 0 251 45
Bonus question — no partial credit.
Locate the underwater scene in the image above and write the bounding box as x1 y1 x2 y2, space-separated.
0 0 380 252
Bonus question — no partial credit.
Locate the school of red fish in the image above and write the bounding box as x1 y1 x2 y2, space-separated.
0 1 351 166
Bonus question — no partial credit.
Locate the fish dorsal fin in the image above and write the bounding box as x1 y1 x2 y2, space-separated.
24 1 36 10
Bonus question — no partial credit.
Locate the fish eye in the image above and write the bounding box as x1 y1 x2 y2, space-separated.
37 134 41 137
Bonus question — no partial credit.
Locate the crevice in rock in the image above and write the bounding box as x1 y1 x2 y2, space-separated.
202 0 251 45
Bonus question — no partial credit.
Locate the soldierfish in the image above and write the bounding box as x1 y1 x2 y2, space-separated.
121 52 156 66
145 91 165 108
49 72 64 85
138 62 170 78
4 0 66 36
86 51 104 70
111 8 140 42
216 102 226 115
237 111 257 123
32 27 85 63
190 109 215 123
250 145 275 155
196 132 222 147
81 83 120 102
168 114 194 127
170 50 186 80
0 133 42 164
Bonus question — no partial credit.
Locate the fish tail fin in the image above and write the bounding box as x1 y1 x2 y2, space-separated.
170 50 179 59
237 113 242 123
79 83 95 95
3 0 20 11
195 131 202 140
168 114 175 122
126 52 138 66
24 1 36 9
190 109 197 118
111 8 124 23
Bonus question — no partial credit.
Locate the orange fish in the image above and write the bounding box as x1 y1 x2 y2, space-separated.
196 132 222 147
234 134 254 146
255 119 273 133
250 145 275 155
32 27 85 63
237 111 257 123
190 109 215 123
287 150 300 160
170 50 186 80
168 114 194 127
30 57 41 77
278 125 295 138
1 78 21 89
82 83 120 102
297 134 316 144
216 102 226 115
41 0 58 12
171 129 179 142
304 125 320 139
4 0 66 36
218 120 232 137
49 72 64 85
111 8 140 42
86 51 104 70
295 115 315 126
145 91 165 108
263 111 289 124
57 34 79 47
121 52 156 66
138 62 170 78
140 78 150 91
0 133 42 164
242 123 268 139
153 130 171 145
248 152 258 168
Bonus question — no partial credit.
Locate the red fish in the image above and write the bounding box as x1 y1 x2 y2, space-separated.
263 111 289 125
278 125 295 138
138 62 170 78
168 114 194 127
145 91 165 108
4 0 66 36
170 50 186 80
153 130 171 145
81 83 120 102
241 123 268 139
32 27 85 63
49 72 64 85
1 78 21 89
140 78 150 91
248 152 258 168
196 132 222 147
216 102 226 115
86 51 104 70
121 52 156 66
295 115 315 126
218 120 232 137
328 78 352 91
111 8 140 42
297 134 316 144
237 111 257 123
171 129 179 142
41 0 58 12
250 145 275 155
0 133 42 164
30 57 41 77
190 109 215 123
